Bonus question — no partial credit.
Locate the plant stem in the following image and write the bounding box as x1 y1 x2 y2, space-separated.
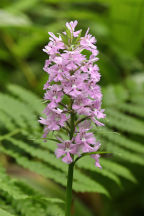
65 162 74 216
65 102 75 216
70 111 75 140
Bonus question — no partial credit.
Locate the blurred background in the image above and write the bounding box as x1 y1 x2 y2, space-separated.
0 0 144 216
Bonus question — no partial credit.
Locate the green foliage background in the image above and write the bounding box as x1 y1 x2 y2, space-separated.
0 0 144 216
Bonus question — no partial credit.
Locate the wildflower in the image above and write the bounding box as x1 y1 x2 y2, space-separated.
39 20 105 167
75 131 96 153
65 20 81 37
39 107 68 131
55 140 78 164
91 154 101 168
80 28 97 51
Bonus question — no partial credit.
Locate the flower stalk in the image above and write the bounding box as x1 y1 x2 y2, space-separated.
65 162 74 216
65 100 75 216
39 20 106 216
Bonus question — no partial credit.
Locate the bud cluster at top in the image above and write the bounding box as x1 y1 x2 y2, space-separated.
39 21 106 167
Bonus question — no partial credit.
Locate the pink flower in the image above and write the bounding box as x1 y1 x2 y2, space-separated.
55 140 78 164
88 65 101 83
65 20 81 37
75 130 96 153
43 32 65 56
80 28 96 51
88 84 102 100
44 85 63 108
62 50 86 70
39 20 105 166
39 107 69 137
90 101 106 119
91 154 102 168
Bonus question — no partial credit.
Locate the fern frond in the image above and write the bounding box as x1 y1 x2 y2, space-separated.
95 128 144 154
0 166 28 200
0 110 16 131
31 136 57 152
130 94 144 106
0 208 16 216
76 157 121 186
0 166 65 216
13 180 64 204
73 170 109 196
46 204 64 216
3 137 120 186
15 200 64 216
0 143 109 195
0 84 144 200
7 136 118 191
0 93 39 131
0 146 67 186
100 158 137 183
106 142 144 166
116 102 144 118
5 137 67 173
7 84 44 113
106 108 144 135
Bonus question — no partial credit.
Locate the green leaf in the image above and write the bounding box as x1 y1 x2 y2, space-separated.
95 128 144 154
0 208 16 216
106 108 144 135
7 84 44 113
0 167 28 200
0 10 31 27
100 158 137 183
77 157 121 186
116 102 144 118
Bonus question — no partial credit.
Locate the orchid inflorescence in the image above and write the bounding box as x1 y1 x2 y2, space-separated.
39 20 105 168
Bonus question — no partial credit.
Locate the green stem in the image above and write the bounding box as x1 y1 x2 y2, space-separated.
65 162 74 216
70 112 75 140
65 103 75 216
